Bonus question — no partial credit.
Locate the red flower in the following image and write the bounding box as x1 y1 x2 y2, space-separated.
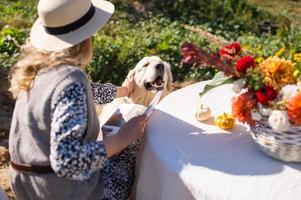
236 55 256 73
181 42 202 64
219 42 241 59
255 86 278 105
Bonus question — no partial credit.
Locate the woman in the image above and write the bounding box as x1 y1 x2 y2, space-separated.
8 0 146 199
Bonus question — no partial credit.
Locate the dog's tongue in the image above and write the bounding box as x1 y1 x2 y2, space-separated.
155 76 163 86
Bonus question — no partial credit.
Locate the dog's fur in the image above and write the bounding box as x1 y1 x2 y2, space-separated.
98 56 173 126
125 56 173 105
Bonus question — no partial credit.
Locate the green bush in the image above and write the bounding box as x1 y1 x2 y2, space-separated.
134 0 276 39
88 17 211 84
0 0 36 29
0 0 35 86
239 28 301 59
0 26 26 73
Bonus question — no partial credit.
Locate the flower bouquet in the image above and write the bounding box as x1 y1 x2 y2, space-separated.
182 42 301 162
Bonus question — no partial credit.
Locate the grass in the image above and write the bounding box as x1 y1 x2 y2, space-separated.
0 0 36 29
247 0 301 28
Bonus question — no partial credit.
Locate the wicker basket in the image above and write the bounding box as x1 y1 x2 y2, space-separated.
250 118 301 162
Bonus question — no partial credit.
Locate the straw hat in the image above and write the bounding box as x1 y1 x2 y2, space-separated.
30 0 115 51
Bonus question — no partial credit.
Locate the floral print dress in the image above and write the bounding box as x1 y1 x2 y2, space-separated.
50 82 139 200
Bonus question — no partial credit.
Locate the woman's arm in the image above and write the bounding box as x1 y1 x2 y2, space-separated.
50 82 146 180
102 115 146 157
50 82 107 180
90 82 131 104
90 82 117 104
116 86 129 98
90 78 133 104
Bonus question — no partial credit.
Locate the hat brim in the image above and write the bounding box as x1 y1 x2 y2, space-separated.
30 0 114 51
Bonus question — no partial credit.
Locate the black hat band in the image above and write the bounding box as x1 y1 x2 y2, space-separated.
44 5 96 35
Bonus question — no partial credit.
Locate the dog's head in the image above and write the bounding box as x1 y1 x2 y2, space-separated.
125 56 173 106
127 56 172 92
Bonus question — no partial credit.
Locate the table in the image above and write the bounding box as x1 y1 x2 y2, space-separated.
134 82 301 200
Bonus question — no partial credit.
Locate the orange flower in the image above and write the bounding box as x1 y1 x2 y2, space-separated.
232 91 257 125
259 57 296 90
287 92 301 125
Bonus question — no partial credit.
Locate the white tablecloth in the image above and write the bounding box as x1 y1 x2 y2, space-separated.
134 82 301 200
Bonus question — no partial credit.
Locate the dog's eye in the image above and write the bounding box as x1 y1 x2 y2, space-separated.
143 62 150 68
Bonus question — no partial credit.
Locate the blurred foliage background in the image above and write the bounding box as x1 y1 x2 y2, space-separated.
0 0 301 87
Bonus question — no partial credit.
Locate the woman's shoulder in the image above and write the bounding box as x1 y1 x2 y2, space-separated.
49 65 89 102
37 64 87 83
44 64 85 76
33 64 88 97
59 65 86 79
56 65 88 86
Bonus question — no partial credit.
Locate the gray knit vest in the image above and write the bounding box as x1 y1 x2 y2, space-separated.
9 65 104 200
9 65 99 165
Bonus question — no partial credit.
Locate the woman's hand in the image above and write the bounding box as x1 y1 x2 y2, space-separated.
122 76 134 93
120 114 147 140
105 112 122 126
102 115 147 158
116 76 134 98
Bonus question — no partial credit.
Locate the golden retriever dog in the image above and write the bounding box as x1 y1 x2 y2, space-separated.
125 56 173 105
98 56 173 126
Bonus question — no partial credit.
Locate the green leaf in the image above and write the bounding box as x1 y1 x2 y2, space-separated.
199 72 233 97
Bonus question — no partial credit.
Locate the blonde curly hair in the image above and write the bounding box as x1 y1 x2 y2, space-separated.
9 38 93 98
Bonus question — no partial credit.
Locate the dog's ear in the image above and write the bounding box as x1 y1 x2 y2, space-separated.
123 69 136 97
125 69 136 82
164 62 173 92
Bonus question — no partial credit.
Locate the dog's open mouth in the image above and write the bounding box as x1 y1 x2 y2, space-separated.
144 76 164 91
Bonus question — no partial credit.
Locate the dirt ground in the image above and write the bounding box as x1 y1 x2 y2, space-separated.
0 89 14 199
0 81 194 199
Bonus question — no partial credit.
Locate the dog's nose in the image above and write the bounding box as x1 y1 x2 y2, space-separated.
155 63 164 71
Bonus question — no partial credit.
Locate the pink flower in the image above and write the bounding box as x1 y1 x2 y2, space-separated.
181 42 202 64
